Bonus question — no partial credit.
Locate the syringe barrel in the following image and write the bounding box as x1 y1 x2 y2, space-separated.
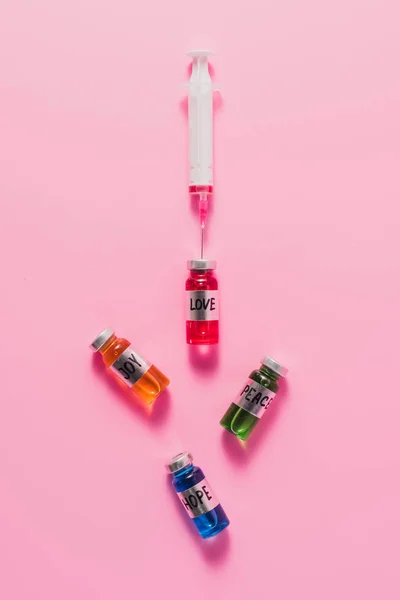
187 51 213 189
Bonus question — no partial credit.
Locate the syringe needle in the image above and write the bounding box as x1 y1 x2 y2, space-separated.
199 191 208 259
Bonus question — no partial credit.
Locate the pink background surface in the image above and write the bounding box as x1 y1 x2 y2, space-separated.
1 0 400 598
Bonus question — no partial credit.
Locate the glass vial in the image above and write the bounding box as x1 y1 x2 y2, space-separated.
186 259 219 345
90 327 170 405
220 357 288 441
166 451 229 539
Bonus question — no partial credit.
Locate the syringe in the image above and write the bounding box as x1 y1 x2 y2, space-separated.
186 50 214 257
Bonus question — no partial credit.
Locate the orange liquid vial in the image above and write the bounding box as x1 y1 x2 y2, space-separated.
90 327 170 405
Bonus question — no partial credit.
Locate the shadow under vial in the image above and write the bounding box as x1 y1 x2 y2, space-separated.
91 353 171 428
221 377 290 465
165 476 231 566
188 344 219 374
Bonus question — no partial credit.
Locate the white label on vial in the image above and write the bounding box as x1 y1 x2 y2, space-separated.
186 290 219 321
110 346 150 388
233 379 276 419
177 478 219 518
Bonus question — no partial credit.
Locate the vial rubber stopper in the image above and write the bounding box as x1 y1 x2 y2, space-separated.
165 452 193 473
90 327 114 352
261 357 288 377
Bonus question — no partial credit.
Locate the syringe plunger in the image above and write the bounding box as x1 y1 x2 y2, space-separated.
187 50 214 192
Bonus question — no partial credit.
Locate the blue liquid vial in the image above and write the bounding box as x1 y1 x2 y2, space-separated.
166 451 230 539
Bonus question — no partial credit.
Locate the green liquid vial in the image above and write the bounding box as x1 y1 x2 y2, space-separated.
220 357 288 441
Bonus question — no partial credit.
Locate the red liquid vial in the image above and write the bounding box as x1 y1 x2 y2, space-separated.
186 259 219 345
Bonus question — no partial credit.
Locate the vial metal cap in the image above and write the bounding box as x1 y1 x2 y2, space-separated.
90 327 115 352
165 451 193 474
261 356 288 377
187 259 216 271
